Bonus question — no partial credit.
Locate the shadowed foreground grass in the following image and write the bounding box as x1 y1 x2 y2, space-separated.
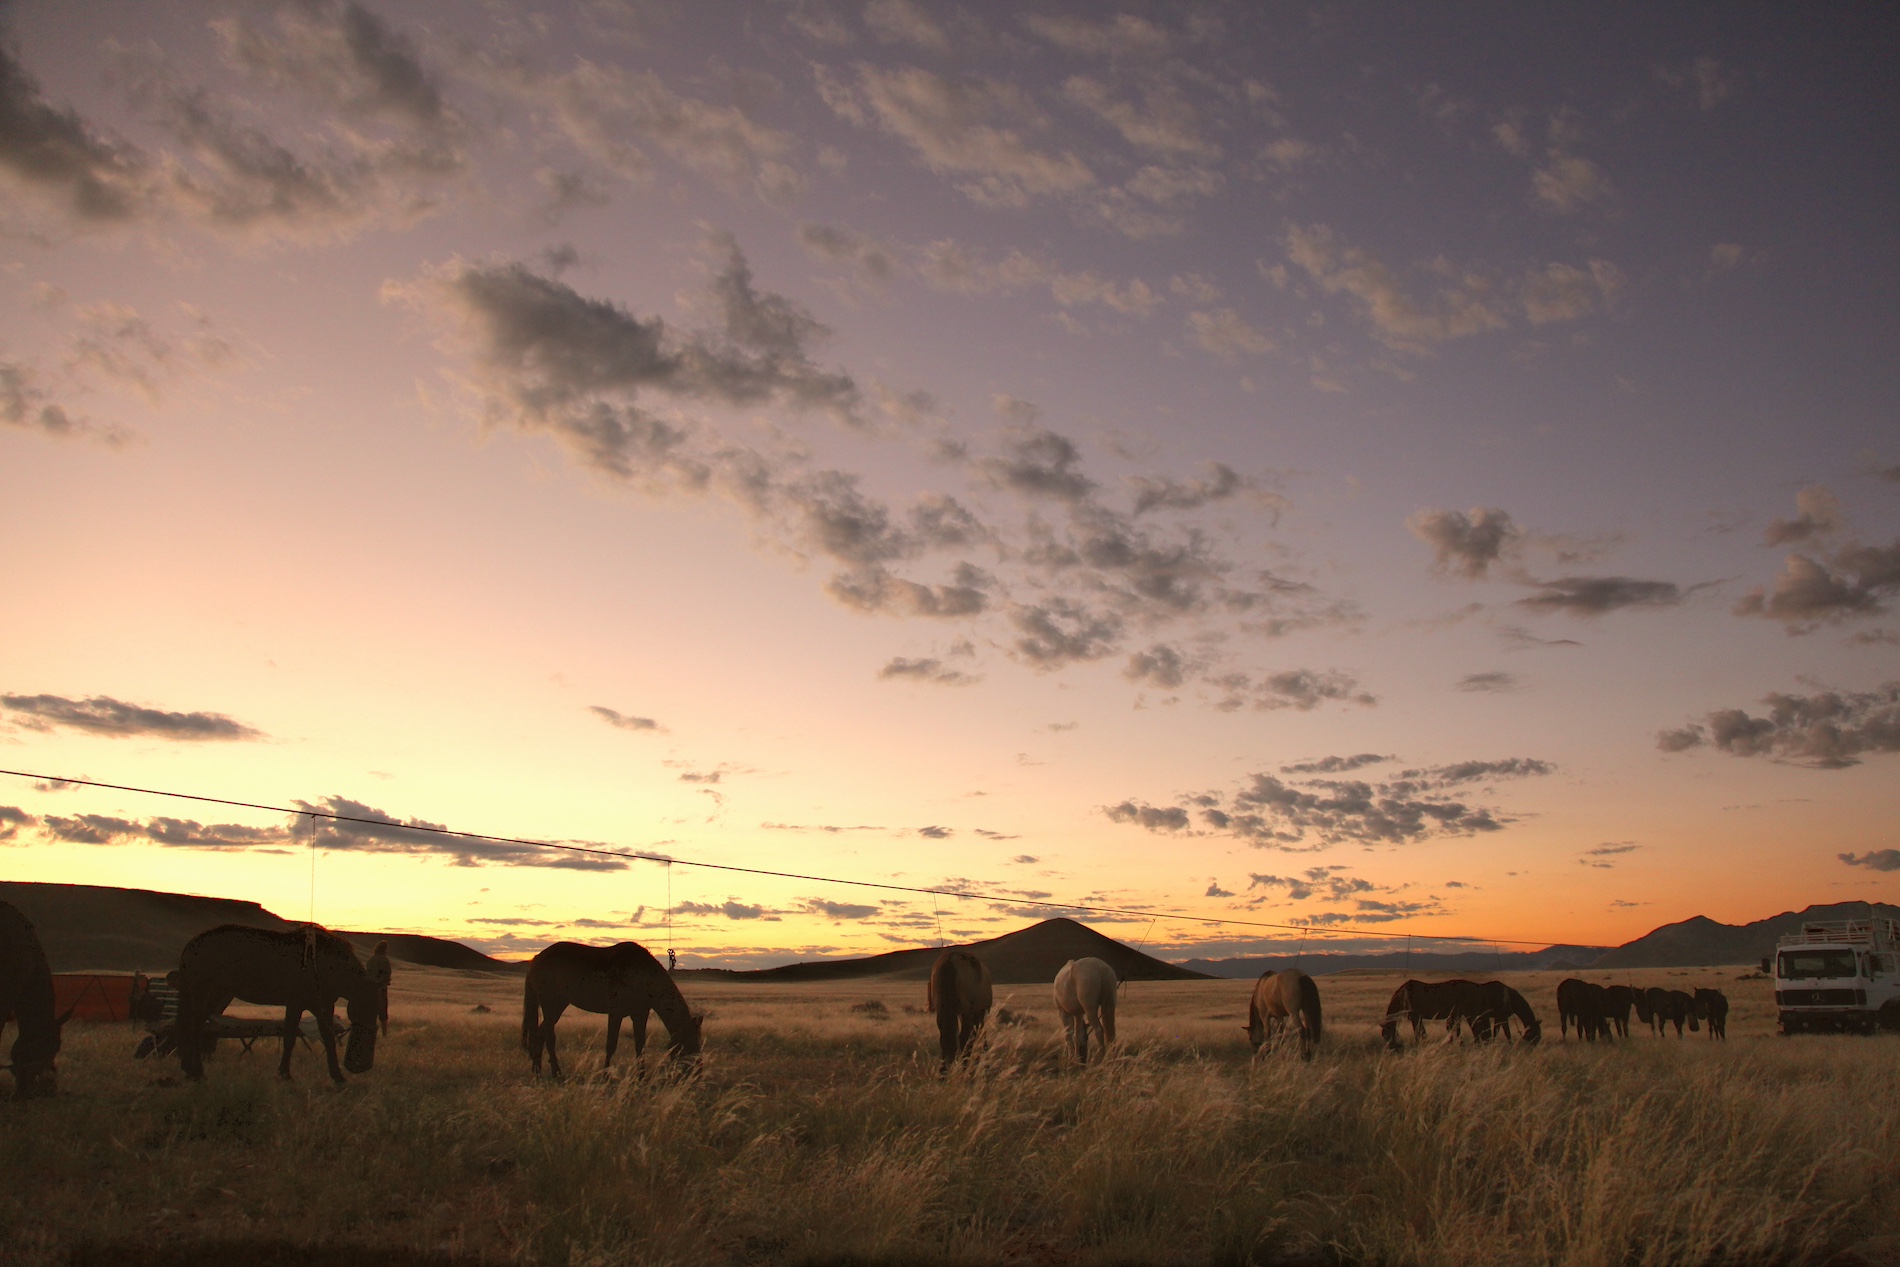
5 976 1897 1266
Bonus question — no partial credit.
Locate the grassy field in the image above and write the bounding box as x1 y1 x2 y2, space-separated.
5 964 1897 1266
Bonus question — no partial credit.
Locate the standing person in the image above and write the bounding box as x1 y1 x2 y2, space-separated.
365 940 393 1035
667 947 677 973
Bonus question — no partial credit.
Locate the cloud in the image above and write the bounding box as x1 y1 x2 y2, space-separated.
590 705 661 731
1204 879 1234 898
1840 850 1900 872
827 64 1093 207
979 424 1096 503
915 825 953 839
863 0 951 51
1457 672 1519 693
1499 624 1582 650
1657 682 1900 769
675 899 770 920
466 48 799 203
1115 755 1553 850
1010 854 1038 864
1185 308 1275 358
1010 599 1123 669
0 806 39 842
1409 508 1520 579
1211 669 1375 713
798 221 898 292
0 39 150 223
1021 13 1170 59
1656 57 1738 113
212 2 457 136
1763 486 1843 546
1515 576 1691 616
1124 643 1188 689
2 692 263 741
1580 842 1639 869
1103 801 1190 832
1521 261 1624 323
1285 224 1507 352
1532 153 1613 213
0 360 123 446
1280 754 1390 775
1735 495 1900 630
804 897 880 919
878 656 977 686
1062 77 1218 161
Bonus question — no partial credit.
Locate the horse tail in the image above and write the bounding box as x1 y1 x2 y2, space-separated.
521 974 539 1055
1300 974 1323 1043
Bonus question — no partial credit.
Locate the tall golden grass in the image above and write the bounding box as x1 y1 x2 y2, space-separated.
3 968 1895 1265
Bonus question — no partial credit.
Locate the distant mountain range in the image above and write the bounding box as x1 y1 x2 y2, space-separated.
0 881 521 974
4 880 1892 978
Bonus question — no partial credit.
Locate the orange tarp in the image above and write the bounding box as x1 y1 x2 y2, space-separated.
52 974 135 1023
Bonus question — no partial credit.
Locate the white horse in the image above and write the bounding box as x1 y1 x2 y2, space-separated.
1053 956 1118 1063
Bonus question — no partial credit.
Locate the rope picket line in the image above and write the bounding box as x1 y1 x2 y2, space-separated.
0 766 1562 949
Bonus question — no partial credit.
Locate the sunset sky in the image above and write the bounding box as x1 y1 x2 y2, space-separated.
2 0 1895 967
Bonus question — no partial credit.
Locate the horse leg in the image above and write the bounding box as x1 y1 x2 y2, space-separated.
312 1006 345 1084
631 1009 650 1060
937 1007 959 1072
1101 999 1116 1048
1066 1011 1085 1063
279 1005 303 1080
176 990 208 1081
542 1002 568 1078
604 1012 622 1070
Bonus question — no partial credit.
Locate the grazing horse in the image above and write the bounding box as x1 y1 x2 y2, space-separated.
522 941 703 1077
174 924 379 1084
1694 988 1729 1040
1642 987 1699 1037
1556 978 1613 1041
1245 969 1323 1060
1381 979 1541 1049
1601 985 1638 1038
926 950 992 1072
1053 957 1118 1063
1 901 69 1100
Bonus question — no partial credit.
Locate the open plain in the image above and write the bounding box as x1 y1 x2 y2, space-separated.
5 964 1898 1266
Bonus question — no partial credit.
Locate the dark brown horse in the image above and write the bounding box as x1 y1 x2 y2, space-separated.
174 924 379 1084
1641 987 1700 1037
1246 969 1323 1060
1381 979 1541 1049
1601 984 1637 1038
927 950 992 1072
522 941 702 1076
1 901 69 1099
1556 978 1613 1041
1694 988 1729 1040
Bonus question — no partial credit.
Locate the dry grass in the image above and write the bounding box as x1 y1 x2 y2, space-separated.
5 965 1896 1266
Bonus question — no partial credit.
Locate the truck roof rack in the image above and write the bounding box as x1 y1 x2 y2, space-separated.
1776 918 1899 949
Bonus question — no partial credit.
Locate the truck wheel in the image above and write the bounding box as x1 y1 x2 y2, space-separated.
1880 1004 1900 1034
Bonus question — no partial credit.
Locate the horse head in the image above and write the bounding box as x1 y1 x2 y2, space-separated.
667 1011 706 1060
9 1005 74 1100
342 990 379 1074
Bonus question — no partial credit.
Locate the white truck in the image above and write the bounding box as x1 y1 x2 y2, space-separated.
1768 916 1900 1035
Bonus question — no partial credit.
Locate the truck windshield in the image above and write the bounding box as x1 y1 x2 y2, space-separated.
1779 949 1859 980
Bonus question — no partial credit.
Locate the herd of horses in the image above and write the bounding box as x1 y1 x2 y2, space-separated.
0 901 1741 1097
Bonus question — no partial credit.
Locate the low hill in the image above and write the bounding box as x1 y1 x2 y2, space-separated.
1591 902 1900 969
0 881 522 974
685 917 1208 984
1180 944 1610 979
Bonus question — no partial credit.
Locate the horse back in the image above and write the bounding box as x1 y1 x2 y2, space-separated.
178 924 366 1006
528 940 665 1013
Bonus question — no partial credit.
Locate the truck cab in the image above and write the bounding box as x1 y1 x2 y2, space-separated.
1770 917 1900 1035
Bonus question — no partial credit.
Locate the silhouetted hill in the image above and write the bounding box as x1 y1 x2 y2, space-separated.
685 917 1208 984
1591 902 1900 969
1180 945 1610 979
0 881 522 974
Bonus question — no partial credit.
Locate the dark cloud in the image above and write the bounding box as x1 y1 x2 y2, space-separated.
1657 682 1900 768
1127 463 1247 515
216 2 454 133
1840 850 1900 872
1498 624 1582 650
590 705 661 731
675 899 770 920
1010 854 1038 864
1580 842 1639 869
877 656 978 685
1280 753 1390 775
1210 668 1375 712
1735 540 1900 630
0 806 36 842
296 795 625 869
980 425 1096 503
1124 643 1188 688
1204 879 1234 898
1113 754 1553 849
40 813 143 845
761 821 884 833
2 692 263 741
1103 801 1190 832
1 361 121 445
1516 576 1688 615
804 897 880 919
1458 671 1519 693
0 39 148 221
916 825 953 839
1010 599 1123 669
677 770 724 784
1409 507 1519 579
